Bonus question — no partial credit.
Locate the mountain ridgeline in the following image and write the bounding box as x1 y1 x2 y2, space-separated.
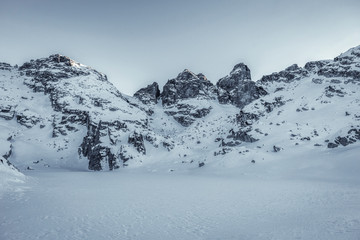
1 46 360 171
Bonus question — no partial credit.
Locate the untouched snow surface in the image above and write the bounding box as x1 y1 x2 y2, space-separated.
1 164 360 240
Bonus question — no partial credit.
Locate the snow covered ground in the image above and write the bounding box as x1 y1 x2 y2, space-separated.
1 156 360 240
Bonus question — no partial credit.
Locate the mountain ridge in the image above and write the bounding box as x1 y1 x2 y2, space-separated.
1 46 359 172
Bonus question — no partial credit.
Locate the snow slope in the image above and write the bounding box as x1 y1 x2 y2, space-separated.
1 170 359 240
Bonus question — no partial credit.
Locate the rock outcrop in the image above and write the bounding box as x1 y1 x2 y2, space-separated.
217 63 267 108
259 64 309 84
160 69 216 126
306 46 360 82
161 69 217 106
327 128 360 148
134 82 160 104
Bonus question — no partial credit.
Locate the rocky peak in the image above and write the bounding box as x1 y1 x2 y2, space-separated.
197 73 207 81
19 54 80 72
134 82 160 104
0 62 13 71
217 63 267 108
229 63 251 81
157 69 217 126
303 46 360 82
304 60 331 73
176 69 200 81
161 69 216 106
335 45 360 62
49 54 77 66
217 63 251 91
285 64 300 71
259 63 309 84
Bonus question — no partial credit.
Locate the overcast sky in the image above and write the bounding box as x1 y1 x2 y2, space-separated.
1 0 360 95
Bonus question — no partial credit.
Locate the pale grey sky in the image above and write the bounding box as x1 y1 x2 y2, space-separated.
1 0 360 95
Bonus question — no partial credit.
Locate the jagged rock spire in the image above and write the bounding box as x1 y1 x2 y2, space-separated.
217 63 267 108
134 82 160 104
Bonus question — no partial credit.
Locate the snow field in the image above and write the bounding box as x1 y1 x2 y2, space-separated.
1 169 360 240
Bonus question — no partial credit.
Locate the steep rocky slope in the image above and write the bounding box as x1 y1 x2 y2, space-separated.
0 46 359 171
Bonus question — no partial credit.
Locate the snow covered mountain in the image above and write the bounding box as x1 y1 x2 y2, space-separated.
1 46 359 173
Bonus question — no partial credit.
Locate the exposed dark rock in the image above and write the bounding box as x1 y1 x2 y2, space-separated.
2 144 12 160
228 129 257 143
172 115 195 127
198 162 205 167
162 140 175 151
220 140 241 147
304 60 331 73
236 110 259 127
191 107 212 118
0 105 15 120
87 145 118 171
128 131 146 154
325 86 346 97
0 62 12 71
335 137 349 146
160 69 216 126
318 64 360 79
327 142 338 148
262 97 285 113
214 148 232 156
259 64 309 84
312 78 323 84
165 104 212 127
80 120 127 170
16 112 40 128
327 128 360 148
134 82 160 104
310 47 360 81
145 133 158 148
217 63 267 108
273 145 281 152
161 69 216 106
348 128 360 140
119 146 133 164
330 79 342 84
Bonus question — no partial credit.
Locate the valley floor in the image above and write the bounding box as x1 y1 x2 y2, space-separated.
1 168 360 240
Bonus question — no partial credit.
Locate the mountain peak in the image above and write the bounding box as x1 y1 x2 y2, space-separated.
18 53 83 72
229 63 251 80
176 69 200 81
133 82 160 104
48 54 77 67
335 45 360 61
